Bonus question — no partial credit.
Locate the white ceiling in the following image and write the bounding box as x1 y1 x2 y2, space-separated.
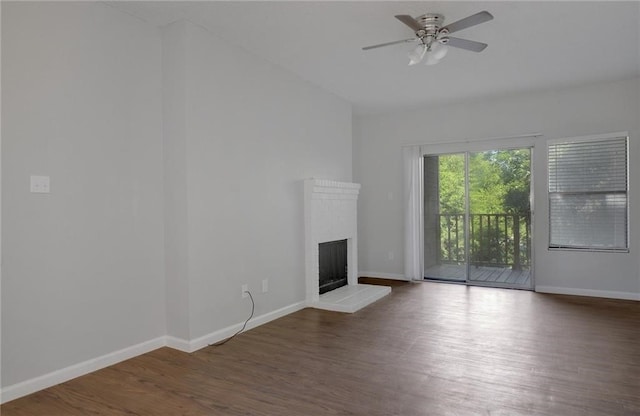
107 1 640 115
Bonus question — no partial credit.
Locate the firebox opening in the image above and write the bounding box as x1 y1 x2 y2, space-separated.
318 239 348 295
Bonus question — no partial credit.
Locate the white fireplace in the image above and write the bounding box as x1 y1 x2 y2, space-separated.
304 179 390 313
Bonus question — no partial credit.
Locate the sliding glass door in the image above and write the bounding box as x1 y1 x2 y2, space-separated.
423 148 532 289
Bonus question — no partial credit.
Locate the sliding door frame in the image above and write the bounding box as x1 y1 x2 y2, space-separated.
421 138 537 290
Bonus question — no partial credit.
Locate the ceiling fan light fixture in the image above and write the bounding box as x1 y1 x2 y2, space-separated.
420 41 447 66
408 44 426 66
423 53 441 66
430 41 449 60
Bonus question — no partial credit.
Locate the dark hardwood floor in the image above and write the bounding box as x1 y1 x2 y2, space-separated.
3 279 639 415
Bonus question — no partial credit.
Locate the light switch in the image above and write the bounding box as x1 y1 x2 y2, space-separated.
30 175 50 193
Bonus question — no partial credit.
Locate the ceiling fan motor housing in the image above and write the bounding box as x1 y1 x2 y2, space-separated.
415 13 448 47
416 13 444 28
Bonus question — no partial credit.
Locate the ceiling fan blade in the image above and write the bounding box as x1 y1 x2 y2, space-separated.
446 37 488 52
441 11 493 34
395 15 423 32
362 38 416 51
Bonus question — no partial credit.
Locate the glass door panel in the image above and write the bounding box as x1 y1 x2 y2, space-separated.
468 149 532 288
424 153 467 281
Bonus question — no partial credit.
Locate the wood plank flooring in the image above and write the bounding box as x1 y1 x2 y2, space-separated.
2 279 639 415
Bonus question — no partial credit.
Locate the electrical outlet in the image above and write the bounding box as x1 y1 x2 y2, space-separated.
262 279 269 293
388 251 395 260
241 284 248 298
30 175 50 193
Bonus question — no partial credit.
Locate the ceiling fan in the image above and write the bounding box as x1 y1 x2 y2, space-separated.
363 11 493 66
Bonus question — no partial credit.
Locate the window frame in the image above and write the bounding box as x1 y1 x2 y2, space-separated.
547 132 629 253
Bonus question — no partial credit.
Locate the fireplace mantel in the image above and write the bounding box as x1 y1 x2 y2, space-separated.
304 179 390 312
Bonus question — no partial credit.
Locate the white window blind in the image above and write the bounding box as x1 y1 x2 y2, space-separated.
548 135 628 251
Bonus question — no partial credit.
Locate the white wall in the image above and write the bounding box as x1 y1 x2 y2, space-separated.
1 2 165 387
162 21 191 342
354 77 640 297
1 2 352 398
163 22 352 341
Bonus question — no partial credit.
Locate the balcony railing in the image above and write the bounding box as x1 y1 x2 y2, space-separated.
438 213 531 270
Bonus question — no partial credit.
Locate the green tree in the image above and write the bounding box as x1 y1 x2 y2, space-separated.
438 154 465 213
468 149 530 214
436 149 531 268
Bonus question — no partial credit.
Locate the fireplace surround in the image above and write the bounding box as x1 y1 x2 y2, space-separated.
304 179 390 312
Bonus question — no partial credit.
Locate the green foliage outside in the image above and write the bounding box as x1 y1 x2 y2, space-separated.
436 149 531 268
438 150 531 215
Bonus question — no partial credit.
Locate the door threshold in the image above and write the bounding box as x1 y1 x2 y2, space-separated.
423 278 533 291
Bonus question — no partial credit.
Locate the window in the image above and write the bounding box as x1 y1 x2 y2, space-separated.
548 134 628 251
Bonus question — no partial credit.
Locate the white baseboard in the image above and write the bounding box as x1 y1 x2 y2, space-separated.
535 286 640 301
165 336 192 353
1 300 307 404
0 336 166 404
187 301 306 352
358 271 408 281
